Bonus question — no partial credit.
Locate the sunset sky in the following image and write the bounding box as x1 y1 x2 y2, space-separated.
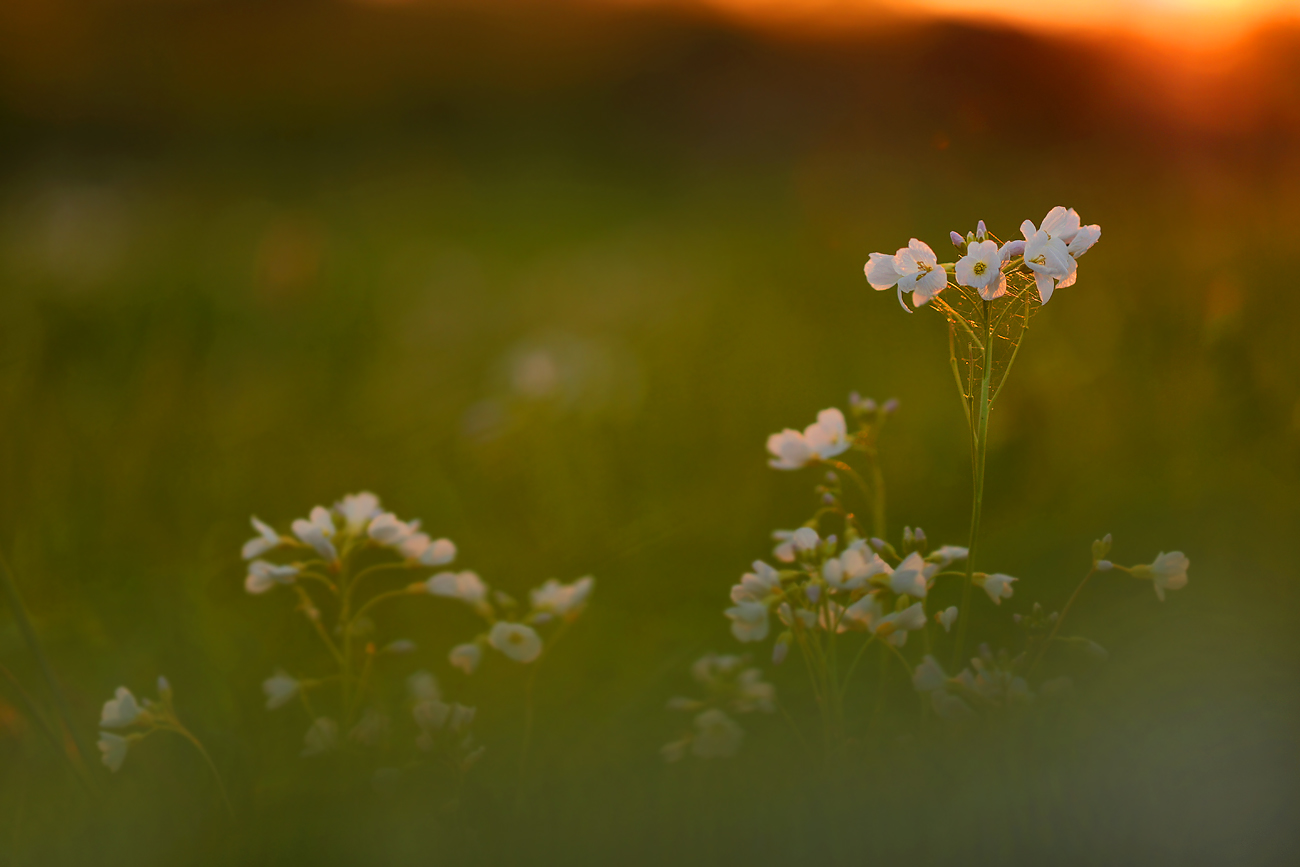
648 0 1300 44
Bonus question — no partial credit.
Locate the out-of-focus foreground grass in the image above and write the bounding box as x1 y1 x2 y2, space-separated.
1 3 1299 864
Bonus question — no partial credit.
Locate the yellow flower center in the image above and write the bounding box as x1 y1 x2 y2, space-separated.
973 262 987 276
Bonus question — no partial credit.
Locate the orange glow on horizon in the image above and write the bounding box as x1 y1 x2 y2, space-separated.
641 0 1300 46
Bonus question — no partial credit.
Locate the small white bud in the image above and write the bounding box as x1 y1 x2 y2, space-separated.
1096 560 1113 571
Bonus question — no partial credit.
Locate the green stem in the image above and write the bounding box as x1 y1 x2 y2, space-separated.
836 633 878 701
0 547 97 783
516 619 571 813
163 723 236 820
0 662 93 791
1028 566 1096 676
951 299 992 670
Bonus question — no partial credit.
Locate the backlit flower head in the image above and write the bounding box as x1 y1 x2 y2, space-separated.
955 239 1008 301
488 621 543 663
937 605 959 633
98 732 130 772
530 576 595 617
242 516 283 561
245 560 299 595
1134 551 1189 602
100 687 145 729
725 600 770 643
263 671 300 710
980 573 1017 605
334 492 382 535
426 571 489 607
732 561 781 603
766 408 851 470
449 642 482 675
866 239 949 311
292 506 338 562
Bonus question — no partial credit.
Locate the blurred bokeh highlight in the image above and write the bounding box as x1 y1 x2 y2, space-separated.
1 1 1299 864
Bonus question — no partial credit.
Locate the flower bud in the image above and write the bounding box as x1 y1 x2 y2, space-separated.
950 231 966 251
976 219 987 241
773 631 793 665
1095 559 1113 572
882 399 899 414
792 527 819 552
1091 534 1113 562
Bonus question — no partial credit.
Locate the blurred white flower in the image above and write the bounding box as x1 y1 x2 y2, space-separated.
955 239 1008 301
292 506 338 562
824 543 892 592
928 545 969 569
367 512 414 546
792 527 820 552
866 239 949 311
334 492 381 535
725 600 770 643
263 671 300 710
980 573 1018 605
384 639 417 654
530 576 595 617
242 516 283 561
804 409 851 461
733 668 776 714
692 653 744 686
842 592 884 631
766 429 814 470
937 606 959 633
100 687 144 729
426 571 489 607
421 538 457 566
302 717 339 757
1142 551 1189 602
889 552 934 599
244 560 299 595
771 530 797 563
877 602 927 646
98 732 130 772
913 655 948 692
449 643 482 675
731 561 781 603
488 622 543 663
407 670 441 703
691 709 744 758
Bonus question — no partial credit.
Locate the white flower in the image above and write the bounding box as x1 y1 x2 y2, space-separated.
426 571 489 607
955 239 1008 301
488 622 543 663
913 655 948 692
803 408 851 460
242 516 283 561
1020 208 1079 304
367 512 414 546
262 671 300 710
771 530 798 563
733 668 776 714
724 600 770 643
407 670 441 703
866 239 949 311
889 552 934 599
732 561 781 603
937 606 958 633
792 527 820 552
841 592 884 631
530 576 595 616
100 687 144 729
927 545 969 569
766 429 814 470
827 543 891 592
877 602 927 646
292 506 338 562
334 492 381 535
244 560 299 595
1144 551 1189 602
1067 223 1101 259
980 573 1017 605
420 538 457 566
301 717 339 756
691 709 744 758
98 732 130 772
449 643 482 675
691 652 744 685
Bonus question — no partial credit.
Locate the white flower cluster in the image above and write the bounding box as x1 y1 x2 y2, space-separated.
244 490 594 765
865 207 1101 310
725 527 972 655
96 677 200 776
661 654 776 761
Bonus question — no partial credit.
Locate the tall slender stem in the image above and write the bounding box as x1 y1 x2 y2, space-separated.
0 546 96 782
1028 566 1096 676
164 723 236 820
951 300 992 670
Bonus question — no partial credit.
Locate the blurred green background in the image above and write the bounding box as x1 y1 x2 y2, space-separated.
1 2 1299 864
